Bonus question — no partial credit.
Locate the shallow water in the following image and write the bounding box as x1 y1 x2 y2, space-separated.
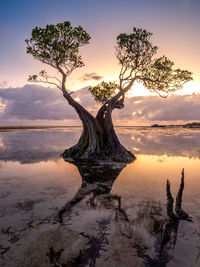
0 127 200 266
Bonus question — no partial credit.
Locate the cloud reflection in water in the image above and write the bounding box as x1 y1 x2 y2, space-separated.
0 127 200 164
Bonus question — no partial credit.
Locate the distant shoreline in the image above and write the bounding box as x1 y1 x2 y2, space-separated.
0 125 176 129
0 126 82 131
0 125 186 130
0 126 81 129
0 124 199 131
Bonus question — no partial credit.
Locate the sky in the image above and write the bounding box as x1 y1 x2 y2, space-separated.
0 0 200 125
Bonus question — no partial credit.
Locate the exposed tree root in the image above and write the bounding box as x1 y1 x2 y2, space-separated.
62 144 135 163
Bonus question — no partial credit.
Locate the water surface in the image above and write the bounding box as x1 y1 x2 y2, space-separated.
0 127 200 266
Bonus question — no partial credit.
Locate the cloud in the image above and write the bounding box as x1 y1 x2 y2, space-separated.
117 128 200 159
0 84 98 124
0 85 78 121
0 80 8 88
81 72 103 82
0 129 81 163
72 86 98 111
0 85 200 125
113 94 200 124
1 127 200 164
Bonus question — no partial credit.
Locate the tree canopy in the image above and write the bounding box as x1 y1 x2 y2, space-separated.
26 21 90 89
26 22 192 100
25 22 193 162
89 27 192 102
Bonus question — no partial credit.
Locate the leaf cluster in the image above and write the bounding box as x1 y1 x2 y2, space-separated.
116 27 158 72
25 21 91 75
28 74 38 82
141 56 193 96
115 27 192 97
88 81 119 104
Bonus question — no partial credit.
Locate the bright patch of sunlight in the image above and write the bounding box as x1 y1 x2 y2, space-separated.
74 97 81 102
0 139 4 147
179 79 200 95
0 100 6 112
126 82 152 97
132 147 140 152
134 100 142 104
126 77 200 97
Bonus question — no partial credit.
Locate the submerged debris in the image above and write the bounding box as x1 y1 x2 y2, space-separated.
1 226 12 235
74 219 110 267
15 199 42 211
0 245 10 259
0 191 10 199
46 246 64 266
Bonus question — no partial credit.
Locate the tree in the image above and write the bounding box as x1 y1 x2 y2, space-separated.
26 22 192 163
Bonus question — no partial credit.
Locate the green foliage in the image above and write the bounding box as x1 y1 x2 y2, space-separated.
89 81 119 104
116 27 158 71
28 74 38 82
116 27 192 96
28 70 50 82
141 56 193 95
39 70 47 76
25 21 91 73
26 22 193 102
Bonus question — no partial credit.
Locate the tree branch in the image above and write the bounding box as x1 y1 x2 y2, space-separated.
30 78 62 90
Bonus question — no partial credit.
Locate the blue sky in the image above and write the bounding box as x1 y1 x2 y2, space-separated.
1 0 199 89
0 0 200 125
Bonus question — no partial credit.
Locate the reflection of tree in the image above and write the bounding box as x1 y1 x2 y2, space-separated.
58 161 128 266
1 128 200 163
58 161 127 222
58 164 192 266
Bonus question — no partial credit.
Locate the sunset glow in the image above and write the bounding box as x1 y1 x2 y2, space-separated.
0 0 200 126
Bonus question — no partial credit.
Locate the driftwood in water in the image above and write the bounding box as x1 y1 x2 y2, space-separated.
166 168 192 222
158 169 193 263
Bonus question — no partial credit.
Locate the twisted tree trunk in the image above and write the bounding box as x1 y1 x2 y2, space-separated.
61 74 135 163
62 91 135 163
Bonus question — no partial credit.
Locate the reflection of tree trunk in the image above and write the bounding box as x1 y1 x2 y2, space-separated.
58 161 127 222
58 160 192 266
62 91 135 163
